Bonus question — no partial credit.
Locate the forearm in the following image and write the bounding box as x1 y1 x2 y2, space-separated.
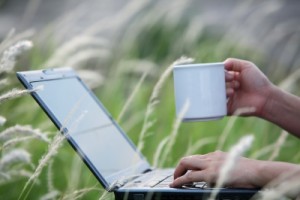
255 160 300 187
261 85 300 137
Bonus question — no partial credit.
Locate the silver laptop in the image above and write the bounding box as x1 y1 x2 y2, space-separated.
17 67 258 200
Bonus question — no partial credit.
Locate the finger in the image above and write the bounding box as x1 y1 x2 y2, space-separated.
224 58 248 72
226 88 234 97
170 170 207 188
225 71 234 82
227 99 235 116
232 80 240 89
173 156 207 179
226 72 240 87
226 80 240 89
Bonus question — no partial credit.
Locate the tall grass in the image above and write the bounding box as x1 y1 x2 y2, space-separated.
209 135 254 200
0 0 300 199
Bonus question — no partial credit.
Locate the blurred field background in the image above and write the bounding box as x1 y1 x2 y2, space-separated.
0 0 300 199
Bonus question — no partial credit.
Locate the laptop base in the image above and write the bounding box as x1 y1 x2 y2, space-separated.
114 187 258 200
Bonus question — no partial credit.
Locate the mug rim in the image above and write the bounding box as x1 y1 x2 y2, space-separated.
173 62 224 69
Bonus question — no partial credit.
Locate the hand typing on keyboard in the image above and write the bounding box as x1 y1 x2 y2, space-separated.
169 151 262 189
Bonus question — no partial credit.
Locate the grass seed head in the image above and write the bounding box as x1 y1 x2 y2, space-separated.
0 40 33 73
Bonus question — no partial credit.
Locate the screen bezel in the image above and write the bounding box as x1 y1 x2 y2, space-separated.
16 68 151 190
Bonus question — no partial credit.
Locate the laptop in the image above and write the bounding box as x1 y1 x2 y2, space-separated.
17 67 258 200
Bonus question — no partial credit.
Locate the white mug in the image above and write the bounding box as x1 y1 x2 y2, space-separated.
173 62 227 121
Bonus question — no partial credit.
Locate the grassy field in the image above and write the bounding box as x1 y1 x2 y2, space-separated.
1 1 300 199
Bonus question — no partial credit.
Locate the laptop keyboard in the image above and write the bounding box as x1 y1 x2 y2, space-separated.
122 169 173 188
140 170 208 189
143 174 173 188
122 169 208 189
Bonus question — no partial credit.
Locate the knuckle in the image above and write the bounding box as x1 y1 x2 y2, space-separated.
179 155 194 165
206 171 217 183
185 171 194 181
213 150 225 158
179 157 188 165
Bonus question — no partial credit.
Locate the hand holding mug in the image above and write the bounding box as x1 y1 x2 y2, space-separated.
224 58 273 117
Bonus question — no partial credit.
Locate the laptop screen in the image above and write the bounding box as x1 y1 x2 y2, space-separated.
29 76 150 186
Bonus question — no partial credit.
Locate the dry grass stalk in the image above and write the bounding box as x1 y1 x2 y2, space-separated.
65 156 84 199
261 21 300 72
0 116 6 126
214 0 258 58
0 169 33 185
277 33 300 71
18 133 65 200
209 135 254 200
251 144 276 160
76 69 104 89
98 190 111 200
0 29 15 51
137 65 173 151
217 107 256 150
152 136 170 167
0 85 44 104
46 0 150 58
137 57 194 152
43 36 108 67
268 130 288 161
85 0 152 35
40 190 61 200
181 16 206 47
163 0 193 26
120 110 145 132
1 136 44 150
11 169 33 178
61 186 103 200
117 71 148 123
251 130 289 160
0 124 49 143
119 1 193 52
19 99 90 199
257 169 300 200
117 59 158 77
278 67 300 93
46 160 55 193
0 79 9 87
157 101 189 167
38 160 61 200
0 149 31 171
215 0 286 64
173 56 195 65
64 48 111 69
184 137 216 156
150 56 193 103
0 29 35 55
19 101 85 196
0 40 33 73
22 0 42 29
0 148 33 185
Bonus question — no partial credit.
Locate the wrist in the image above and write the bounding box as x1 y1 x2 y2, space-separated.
260 84 300 136
255 160 300 187
241 159 268 187
252 160 282 187
259 84 279 119
253 160 271 187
